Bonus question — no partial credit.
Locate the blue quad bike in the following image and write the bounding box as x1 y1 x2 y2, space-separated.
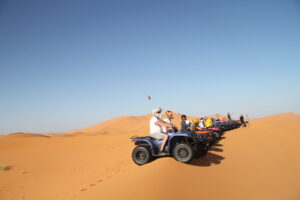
131 131 209 165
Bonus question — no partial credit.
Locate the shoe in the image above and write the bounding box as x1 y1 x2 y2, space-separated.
158 150 169 156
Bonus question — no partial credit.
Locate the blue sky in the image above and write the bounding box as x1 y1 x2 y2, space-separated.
0 0 300 134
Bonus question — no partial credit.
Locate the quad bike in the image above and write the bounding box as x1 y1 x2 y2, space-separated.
131 131 209 165
195 129 220 146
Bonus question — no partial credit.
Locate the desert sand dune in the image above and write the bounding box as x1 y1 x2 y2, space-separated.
0 113 300 200
67 113 185 135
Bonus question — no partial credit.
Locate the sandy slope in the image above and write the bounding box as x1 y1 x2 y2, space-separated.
67 113 184 135
0 113 300 200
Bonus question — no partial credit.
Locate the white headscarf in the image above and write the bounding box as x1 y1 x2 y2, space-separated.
152 107 163 118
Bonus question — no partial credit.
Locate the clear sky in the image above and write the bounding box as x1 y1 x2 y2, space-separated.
0 0 300 134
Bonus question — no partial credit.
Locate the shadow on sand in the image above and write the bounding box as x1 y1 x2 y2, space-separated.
209 147 223 152
189 152 224 166
213 143 223 147
188 135 226 166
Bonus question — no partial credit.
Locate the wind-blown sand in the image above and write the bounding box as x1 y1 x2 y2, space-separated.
0 113 300 200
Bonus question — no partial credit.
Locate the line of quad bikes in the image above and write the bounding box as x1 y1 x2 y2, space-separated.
131 120 242 165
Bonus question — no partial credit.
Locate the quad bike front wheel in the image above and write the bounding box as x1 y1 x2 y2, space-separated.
173 143 194 163
132 146 152 165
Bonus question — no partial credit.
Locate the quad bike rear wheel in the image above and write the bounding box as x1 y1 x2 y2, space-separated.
194 143 208 158
173 143 194 163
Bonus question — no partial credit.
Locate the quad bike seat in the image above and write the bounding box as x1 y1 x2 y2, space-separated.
148 136 162 141
135 136 162 141
195 130 209 134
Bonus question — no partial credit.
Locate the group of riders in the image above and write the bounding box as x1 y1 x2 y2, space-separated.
149 107 247 153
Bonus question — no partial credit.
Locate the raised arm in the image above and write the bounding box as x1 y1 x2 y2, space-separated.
155 121 172 128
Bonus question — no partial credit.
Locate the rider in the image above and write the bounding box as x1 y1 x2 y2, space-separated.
199 118 205 128
162 110 174 133
240 114 247 127
181 114 190 131
150 107 173 152
205 117 213 128
189 118 199 132
227 112 232 121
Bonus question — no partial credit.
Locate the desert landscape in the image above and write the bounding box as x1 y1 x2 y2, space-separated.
0 112 300 200
1 1 299 200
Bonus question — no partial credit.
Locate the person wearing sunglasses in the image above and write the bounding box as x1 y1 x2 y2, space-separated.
150 107 173 152
162 110 175 133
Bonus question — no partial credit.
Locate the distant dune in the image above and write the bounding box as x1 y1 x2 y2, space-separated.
252 112 300 124
0 113 300 200
7 132 52 138
67 113 185 135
